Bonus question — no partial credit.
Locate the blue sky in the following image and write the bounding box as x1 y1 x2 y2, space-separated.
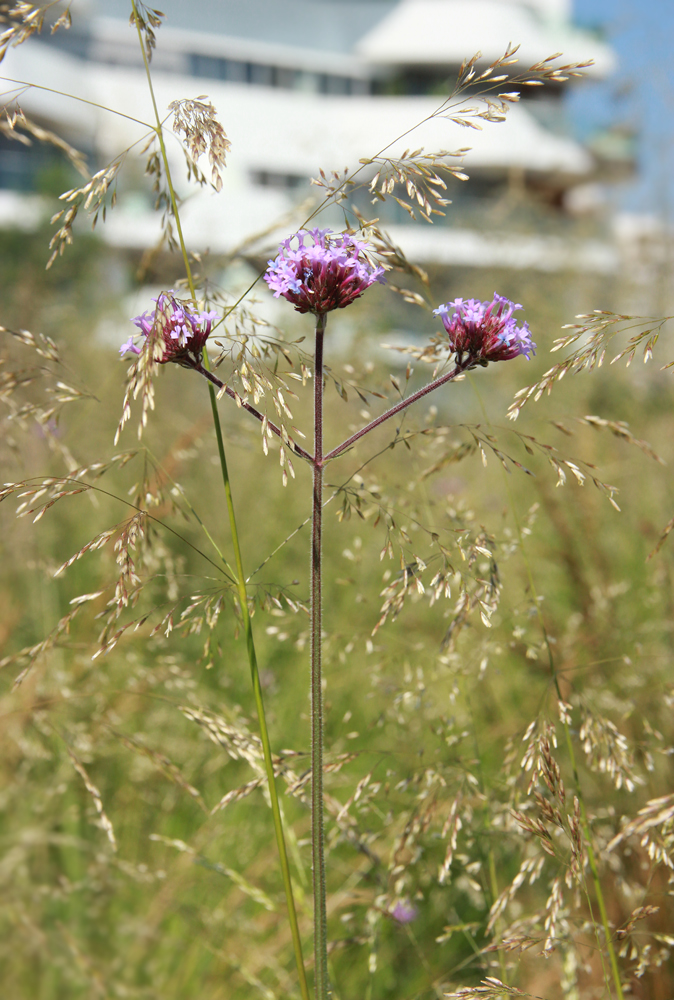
568 0 674 214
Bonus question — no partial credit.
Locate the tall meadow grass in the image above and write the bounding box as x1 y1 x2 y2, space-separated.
1 5 673 999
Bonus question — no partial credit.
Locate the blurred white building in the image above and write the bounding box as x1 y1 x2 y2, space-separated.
0 0 624 272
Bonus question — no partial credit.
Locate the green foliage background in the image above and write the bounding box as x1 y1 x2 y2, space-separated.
1 221 673 1000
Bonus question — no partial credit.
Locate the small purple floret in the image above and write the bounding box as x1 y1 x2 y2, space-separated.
119 336 141 357
433 293 536 365
120 291 218 365
264 227 385 315
390 899 418 924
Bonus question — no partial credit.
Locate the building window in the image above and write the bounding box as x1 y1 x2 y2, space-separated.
250 170 307 190
321 74 351 95
249 63 274 87
188 53 369 95
189 54 248 82
276 67 300 89
0 133 76 193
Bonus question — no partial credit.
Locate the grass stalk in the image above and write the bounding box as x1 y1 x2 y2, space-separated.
132 7 310 997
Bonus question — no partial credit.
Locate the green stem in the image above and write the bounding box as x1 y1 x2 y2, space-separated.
204 350 310 1000
132 8 309 997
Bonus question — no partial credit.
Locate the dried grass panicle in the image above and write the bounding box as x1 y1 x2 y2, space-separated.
112 729 207 812
486 856 546 935
366 148 463 224
49 154 127 268
508 311 673 421
179 705 265 773
542 874 565 955
149 834 276 912
112 511 145 608
579 708 642 792
65 744 117 851
0 0 72 60
360 480 499 636
438 794 463 884
576 415 664 464
608 793 674 869
210 312 310 469
520 719 563 799
1 107 89 177
115 307 165 444
649 511 674 559
169 98 230 192
614 905 670 981
439 45 593 132
312 47 594 228
360 220 430 288
1 605 81 688
1 324 95 441
179 704 312 811
141 135 184 251
210 777 264 815
373 541 498 639
433 420 617 502
445 977 532 998
129 0 163 62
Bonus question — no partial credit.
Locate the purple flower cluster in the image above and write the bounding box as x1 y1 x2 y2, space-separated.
120 292 218 365
434 294 536 365
264 228 385 315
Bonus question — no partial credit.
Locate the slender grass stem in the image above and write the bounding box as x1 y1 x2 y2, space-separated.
204 353 310 1000
132 8 309 997
311 314 329 999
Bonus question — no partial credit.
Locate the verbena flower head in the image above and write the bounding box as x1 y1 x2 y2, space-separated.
264 228 385 315
434 294 536 365
120 292 218 365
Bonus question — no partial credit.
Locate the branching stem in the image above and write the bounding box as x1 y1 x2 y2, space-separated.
191 361 313 463
324 361 468 463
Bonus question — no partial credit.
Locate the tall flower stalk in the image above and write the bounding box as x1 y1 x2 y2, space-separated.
121 173 537 997
257 235 536 996
310 312 328 996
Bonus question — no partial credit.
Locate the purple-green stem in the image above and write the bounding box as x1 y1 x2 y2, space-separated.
192 361 313 463
193 358 469 468
310 314 328 997
324 359 468 463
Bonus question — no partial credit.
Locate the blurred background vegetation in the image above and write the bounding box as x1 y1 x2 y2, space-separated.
1 205 673 999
